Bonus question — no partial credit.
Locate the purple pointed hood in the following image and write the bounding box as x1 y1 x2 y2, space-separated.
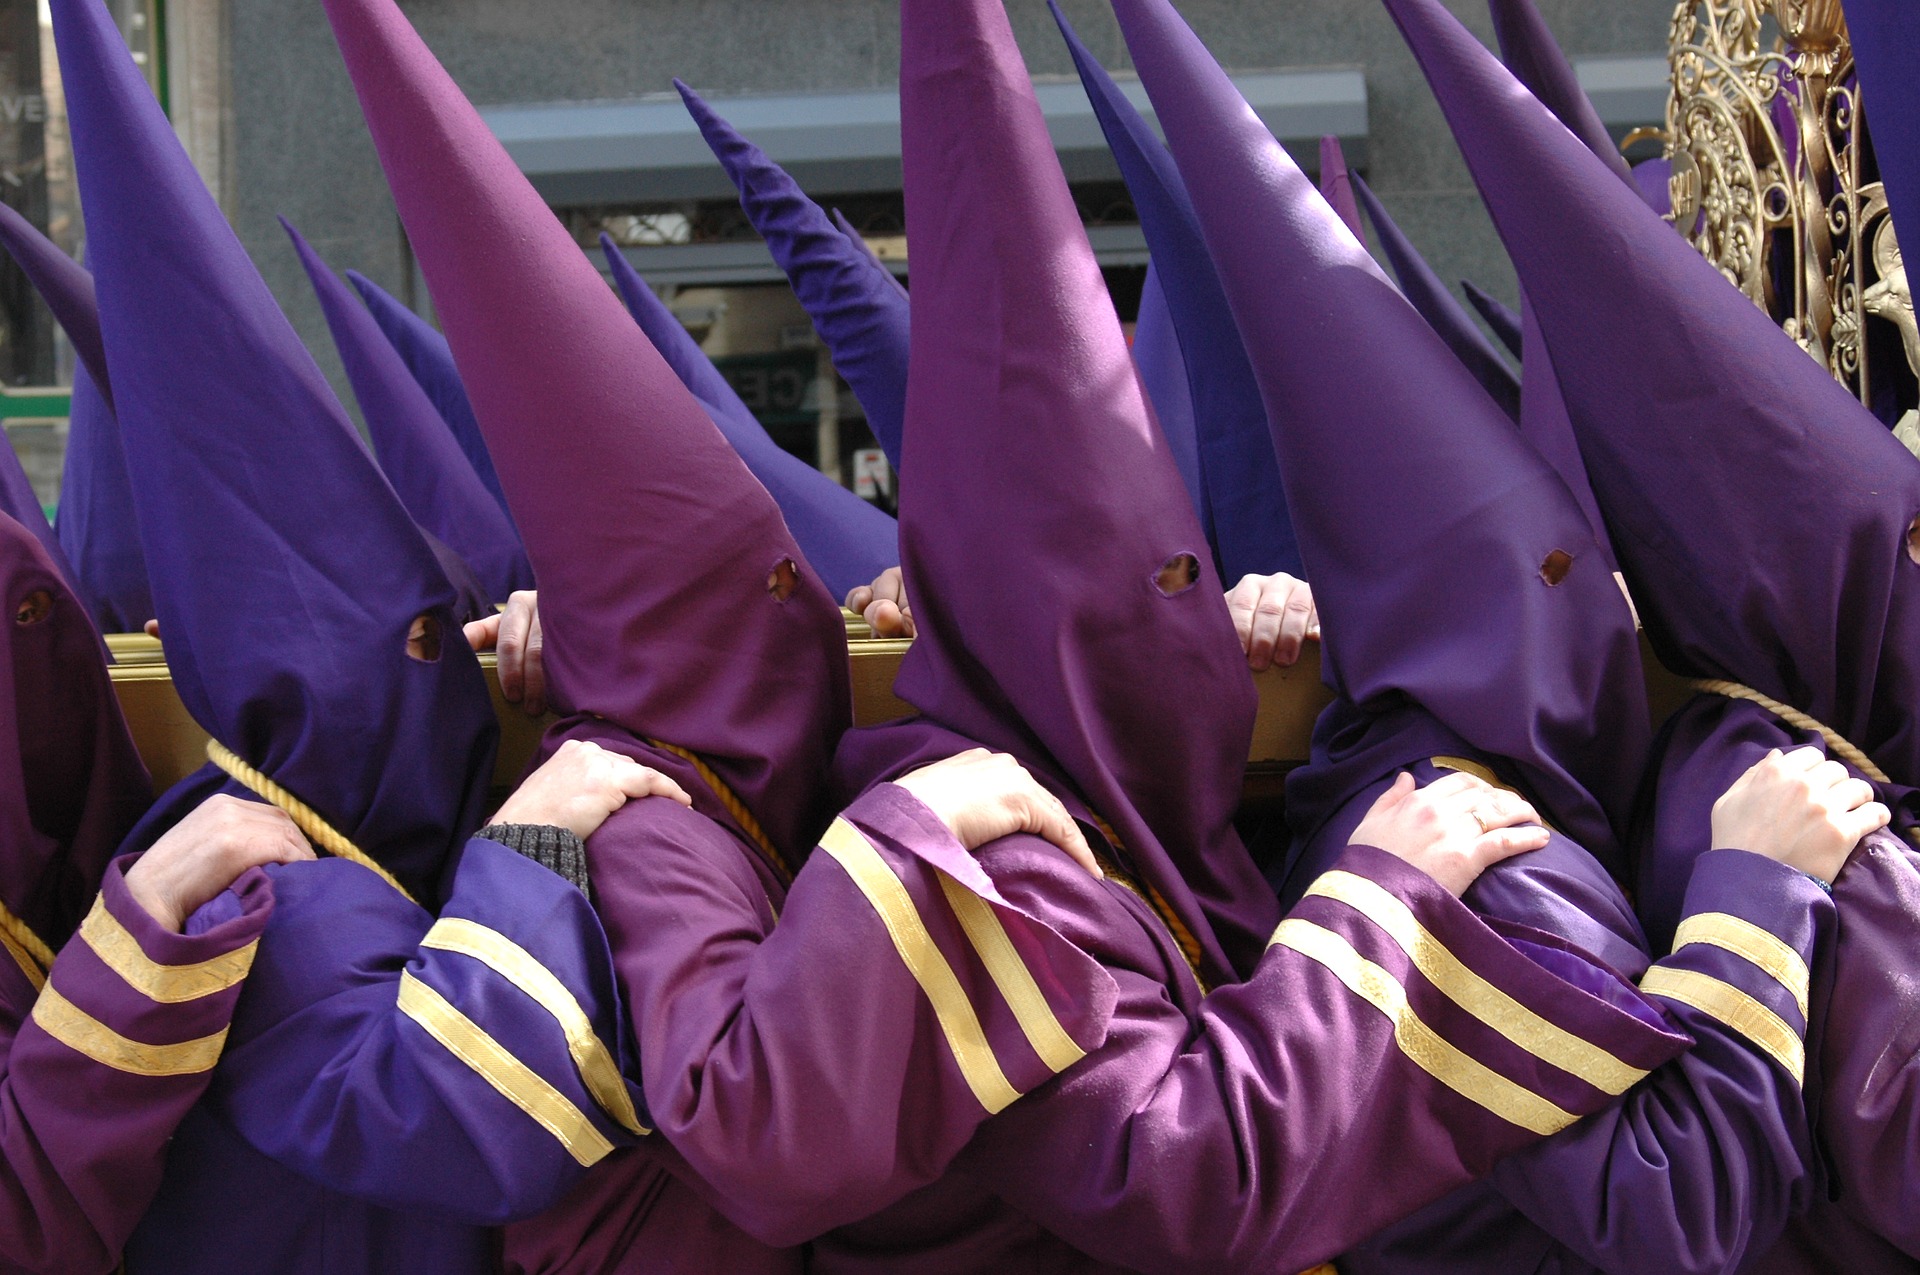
1113 0 1648 869
1131 263 1207 527
0 512 151 948
285 220 532 603
57 363 152 632
1843 2 1920 276
0 442 77 603
829 207 909 298
323 0 851 857
1462 277 1523 356
0 202 111 409
0 212 154 631
1486 0 1633 184
1053 0 1301 581
887 0 1272 987
345 270 516 530
598 235 898 601
1351 172 1521 419
1317 135 1366 242
678 82 912 473
54 0 497 900
1386 0 1920 784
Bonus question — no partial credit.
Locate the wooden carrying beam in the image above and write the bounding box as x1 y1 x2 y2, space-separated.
104 627 1691 805
103 629 1337 799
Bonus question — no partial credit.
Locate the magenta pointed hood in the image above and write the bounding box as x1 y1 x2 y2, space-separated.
1387 0 1920 786
882 0 1272 985
0 512 149 949
321 0 851 854
1112 0 1648 869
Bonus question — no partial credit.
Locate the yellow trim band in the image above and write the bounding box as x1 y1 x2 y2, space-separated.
1272 917 1579 1137
817 818 1022 1114
935 873 1086 1076
79 896 257 1004
30 983 227 1077
1301 872 1650 1096
396 971 615 1167
1672 913 1809 1020
206 740 417 906
1640 966 1804 1085
421 917 648 1135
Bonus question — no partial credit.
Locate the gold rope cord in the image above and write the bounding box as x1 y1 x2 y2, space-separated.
205 741 417 905
1686 680 1890 782
1089 814 1210 994
0 900 52 980
644 739 792 881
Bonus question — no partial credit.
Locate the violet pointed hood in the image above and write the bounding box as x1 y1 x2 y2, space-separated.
285 219 532 603
0 512 151 952
1842 2 1920 284
0 202 111 408
1351 172 1521 419
1386 0 1920 785
1462 277 1523 356
0 211 154 632
1053 0 1302 581
1131 263 1207 528
1113 0 1649 870
1317 135 1366 242
346 269 516 529
322 0 851 858
1486 0 1633 185
598 235 898 601
879 0 1274 986
678 81 912 472
54 0 497 902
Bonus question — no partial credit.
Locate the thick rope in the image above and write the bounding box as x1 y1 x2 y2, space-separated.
206 741 417 905
1686 680 1890 783
1090 814 1209 994
0 900 53 974
644 739 791 881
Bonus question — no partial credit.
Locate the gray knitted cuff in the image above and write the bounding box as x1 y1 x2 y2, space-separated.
477 824 591 899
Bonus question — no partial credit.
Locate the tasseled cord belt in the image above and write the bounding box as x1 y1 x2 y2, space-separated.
206 740 417 905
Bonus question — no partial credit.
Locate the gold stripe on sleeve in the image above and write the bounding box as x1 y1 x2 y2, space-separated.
1640 966 1804 1085
79 896 257 1004
817 818 1023 1114
935 873 1087 1076
1272 918 1579 1137
396 972 616 1167
421 917 649 1136
1671 913 1809 1020
1301 871 1649 1095
30 983 227 1077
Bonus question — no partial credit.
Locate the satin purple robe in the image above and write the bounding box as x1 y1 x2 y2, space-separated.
1282 722 1830 1275
507 715 1687 1273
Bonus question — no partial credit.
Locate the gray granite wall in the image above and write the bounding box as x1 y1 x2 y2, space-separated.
229 0 1674 411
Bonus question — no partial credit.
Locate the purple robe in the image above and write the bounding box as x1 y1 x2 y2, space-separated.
0 514 266 1275
503 714 1684 1272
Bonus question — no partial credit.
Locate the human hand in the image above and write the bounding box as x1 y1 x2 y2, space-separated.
493 739 692 842
124 795 316 932
894 748 1099 878
463 589 546 716
846 567 915 639
1350 771 1550 897
1711 747 1889 884
1224 572 1319 671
